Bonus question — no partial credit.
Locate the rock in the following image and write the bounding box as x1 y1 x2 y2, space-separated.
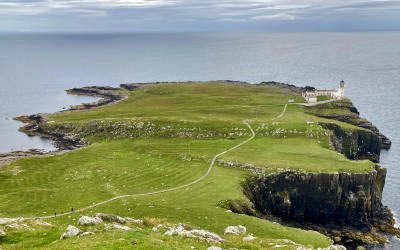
319 245 347 250
164 224 185 236
125 218 143 224
60 225 81 240
207 247 222 250
80 231 95 237
95 213 126 224
105 223 131 231
333 236 341 243
5 223 32 231
0 228 5 237
188 229 224 243
164 224 224 243
77 215 102 226
242 234 256 241
223 225 246 235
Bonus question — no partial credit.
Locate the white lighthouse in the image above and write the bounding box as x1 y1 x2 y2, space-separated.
337 80 345 99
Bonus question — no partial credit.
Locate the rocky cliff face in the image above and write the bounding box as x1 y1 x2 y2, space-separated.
306 99 391 150
321 122 382 163
243 166 391 229
242 166 399 247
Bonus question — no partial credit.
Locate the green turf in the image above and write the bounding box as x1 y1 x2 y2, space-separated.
0 138 331 249
0 82 375 249
222 137 374 173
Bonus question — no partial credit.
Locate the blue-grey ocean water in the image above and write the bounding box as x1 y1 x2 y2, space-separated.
0 32 399 248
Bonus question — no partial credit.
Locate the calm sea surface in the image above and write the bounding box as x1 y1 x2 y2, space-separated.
0 32 399 248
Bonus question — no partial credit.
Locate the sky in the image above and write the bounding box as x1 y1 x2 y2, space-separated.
0 0 400 32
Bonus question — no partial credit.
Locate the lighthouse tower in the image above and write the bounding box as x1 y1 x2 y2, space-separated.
337 80 345 99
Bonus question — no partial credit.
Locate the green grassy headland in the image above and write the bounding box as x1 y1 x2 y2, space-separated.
0 82 375 249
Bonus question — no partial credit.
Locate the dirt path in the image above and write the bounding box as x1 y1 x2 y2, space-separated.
20 103 287 220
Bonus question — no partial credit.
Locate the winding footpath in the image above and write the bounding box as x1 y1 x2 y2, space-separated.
19 103 287 221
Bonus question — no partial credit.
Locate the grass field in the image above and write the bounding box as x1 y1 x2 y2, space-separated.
0 82 374 249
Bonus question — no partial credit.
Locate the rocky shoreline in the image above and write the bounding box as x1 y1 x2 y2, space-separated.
0 85 130 167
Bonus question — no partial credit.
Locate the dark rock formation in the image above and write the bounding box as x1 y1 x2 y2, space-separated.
242 166 399 248
13 86 130 152
15 114 84 150
321 122 381 163
306 99 391 151
0 149 45 167
243 166 390 228
66 86 127 110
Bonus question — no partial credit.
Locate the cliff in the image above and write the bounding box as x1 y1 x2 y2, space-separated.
241 166 399 248
321 122 382 163
306 99 391 151
243 166 391 228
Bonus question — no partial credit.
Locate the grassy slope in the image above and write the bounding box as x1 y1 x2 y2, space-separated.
0 82 375 249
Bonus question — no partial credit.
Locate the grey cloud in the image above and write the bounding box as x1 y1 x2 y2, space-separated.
0 0 399 32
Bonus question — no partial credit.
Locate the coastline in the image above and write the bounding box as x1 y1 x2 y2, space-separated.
0 85 128 168
1 81 398 249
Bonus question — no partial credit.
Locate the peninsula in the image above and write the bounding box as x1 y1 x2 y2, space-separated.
0 81 398 250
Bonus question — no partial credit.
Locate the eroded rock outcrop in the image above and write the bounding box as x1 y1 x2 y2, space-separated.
321 122 382 163
242 166 399 247
66 86 127 111
306 99 391 152
243 166 390 228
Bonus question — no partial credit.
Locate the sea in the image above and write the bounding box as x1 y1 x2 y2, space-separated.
0 32 399 248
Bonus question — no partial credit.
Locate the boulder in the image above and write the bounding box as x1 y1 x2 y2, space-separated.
223 225 246 235
95 213 126 224
0 228 5 237
60 225 81 240
77 216 102 226
165 224 224 243
242 234 256 241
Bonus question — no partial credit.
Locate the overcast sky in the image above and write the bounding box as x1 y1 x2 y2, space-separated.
1 0 400 32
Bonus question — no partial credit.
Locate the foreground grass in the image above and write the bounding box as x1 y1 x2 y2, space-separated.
0 138 331 249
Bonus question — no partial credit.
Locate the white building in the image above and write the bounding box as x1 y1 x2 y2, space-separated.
302 81 345 103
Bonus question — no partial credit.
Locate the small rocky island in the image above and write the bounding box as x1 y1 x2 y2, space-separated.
0 81 398 250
